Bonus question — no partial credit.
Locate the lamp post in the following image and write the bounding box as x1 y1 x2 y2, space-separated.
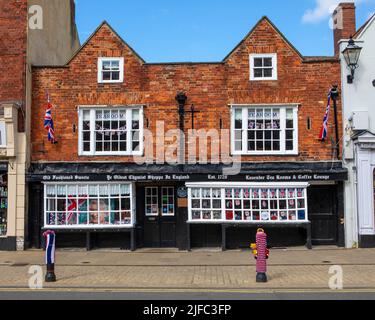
342 37 362 84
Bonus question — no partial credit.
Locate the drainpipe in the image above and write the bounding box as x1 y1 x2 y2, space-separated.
330 86 340 159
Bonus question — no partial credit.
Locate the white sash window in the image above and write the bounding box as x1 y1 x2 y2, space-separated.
231 105 298 155
78 107 143 156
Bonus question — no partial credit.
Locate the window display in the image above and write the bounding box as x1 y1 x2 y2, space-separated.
189 184 308 223
44 183 134 228
0 184 7 236
161 187 175 216
0 173 7 236
145 187 159 216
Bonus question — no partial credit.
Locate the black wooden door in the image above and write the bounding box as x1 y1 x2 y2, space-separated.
142 186 177 248
308 185 338 245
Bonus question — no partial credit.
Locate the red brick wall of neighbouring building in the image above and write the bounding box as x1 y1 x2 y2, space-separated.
0 0 27 104
31 18 342 163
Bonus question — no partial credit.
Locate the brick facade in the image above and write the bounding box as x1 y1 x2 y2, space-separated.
31 17 342 164
0 0 27 104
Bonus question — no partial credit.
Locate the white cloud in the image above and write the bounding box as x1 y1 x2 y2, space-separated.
302 0 364 23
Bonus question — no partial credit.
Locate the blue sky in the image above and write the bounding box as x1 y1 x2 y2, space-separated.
75 0 375 62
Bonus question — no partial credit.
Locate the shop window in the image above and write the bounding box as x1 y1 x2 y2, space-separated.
231 105 298 155
0 122 6 147
161 187 175 216
79 107 143 156
145 187 159 216
188 184 308 223
250 53 277 81
97 57 124 83
44 183 134 228
0 175 7 236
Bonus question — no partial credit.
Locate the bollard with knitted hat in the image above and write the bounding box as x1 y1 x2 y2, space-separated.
251 228 269 283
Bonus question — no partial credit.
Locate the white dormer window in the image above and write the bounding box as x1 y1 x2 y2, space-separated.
250 53 278 81
98 57 124 83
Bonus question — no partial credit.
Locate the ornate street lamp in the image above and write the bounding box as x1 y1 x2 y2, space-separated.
342 37 362 84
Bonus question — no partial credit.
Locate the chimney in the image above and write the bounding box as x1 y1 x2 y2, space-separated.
332 2 356 56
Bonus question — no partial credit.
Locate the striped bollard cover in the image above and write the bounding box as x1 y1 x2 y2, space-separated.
43 230 57 282
256 229 268 283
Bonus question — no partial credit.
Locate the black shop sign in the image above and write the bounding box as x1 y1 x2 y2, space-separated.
29 172 348 183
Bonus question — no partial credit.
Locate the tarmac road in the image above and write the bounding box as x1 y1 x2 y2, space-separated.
0 289 375 300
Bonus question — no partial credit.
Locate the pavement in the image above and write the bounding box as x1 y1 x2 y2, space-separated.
0 247 375 297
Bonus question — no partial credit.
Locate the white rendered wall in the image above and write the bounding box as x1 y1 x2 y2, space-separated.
340 17 375 246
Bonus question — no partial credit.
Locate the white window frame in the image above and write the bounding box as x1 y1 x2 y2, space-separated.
230 104 299 156
187 182 309 224
161 187 175 217
0 122 6 148
98 57 124 84
250 53 278 81
145 187 159 217
78 106 144 157
43 182 136 229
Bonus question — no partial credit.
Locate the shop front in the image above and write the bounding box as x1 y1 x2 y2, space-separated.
0 103 25 251
0 165 8 241
27 162 347 250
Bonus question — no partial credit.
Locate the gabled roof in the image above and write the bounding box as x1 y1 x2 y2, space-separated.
34 16 337 68
223 16 304 62
65 21 145 65
354 13 375 39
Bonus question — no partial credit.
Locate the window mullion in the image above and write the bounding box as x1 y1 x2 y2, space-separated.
280 108 286 153
90 110 96 155
294 108 299 153
242 108 247 152
127 109 132 153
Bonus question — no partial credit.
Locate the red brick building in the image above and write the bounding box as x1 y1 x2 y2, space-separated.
0 0 79 251
28 16 348 250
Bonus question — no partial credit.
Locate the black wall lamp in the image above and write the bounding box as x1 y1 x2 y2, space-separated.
342 37 362 84
175 92 188 131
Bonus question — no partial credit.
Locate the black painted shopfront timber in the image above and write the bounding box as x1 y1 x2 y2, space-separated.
26 162 347 250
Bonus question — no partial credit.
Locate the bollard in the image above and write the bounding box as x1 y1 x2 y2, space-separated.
43 230 56 282
251 228 269 283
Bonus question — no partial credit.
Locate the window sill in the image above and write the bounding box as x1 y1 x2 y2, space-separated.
79 152 144 157
249 78 278 81
232 152 299 156
98 80 124 84
43 225 135 230
188 220 309 224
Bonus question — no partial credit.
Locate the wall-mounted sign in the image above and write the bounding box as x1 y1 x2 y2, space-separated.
177 187 188 198
28 171 348 183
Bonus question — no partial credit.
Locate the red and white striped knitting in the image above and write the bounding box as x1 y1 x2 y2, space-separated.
256 231 268 273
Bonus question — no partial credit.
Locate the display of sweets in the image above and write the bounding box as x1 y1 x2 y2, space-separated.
0 198 7 209
0 187 7 197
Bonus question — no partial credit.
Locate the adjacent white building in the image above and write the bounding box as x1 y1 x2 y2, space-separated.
340 13 375 248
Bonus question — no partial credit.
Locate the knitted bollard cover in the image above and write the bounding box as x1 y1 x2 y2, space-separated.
256 230 267 273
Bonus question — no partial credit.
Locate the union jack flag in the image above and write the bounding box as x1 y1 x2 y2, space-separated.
319 91 332 141
44 93 58 144
66 196 87 225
